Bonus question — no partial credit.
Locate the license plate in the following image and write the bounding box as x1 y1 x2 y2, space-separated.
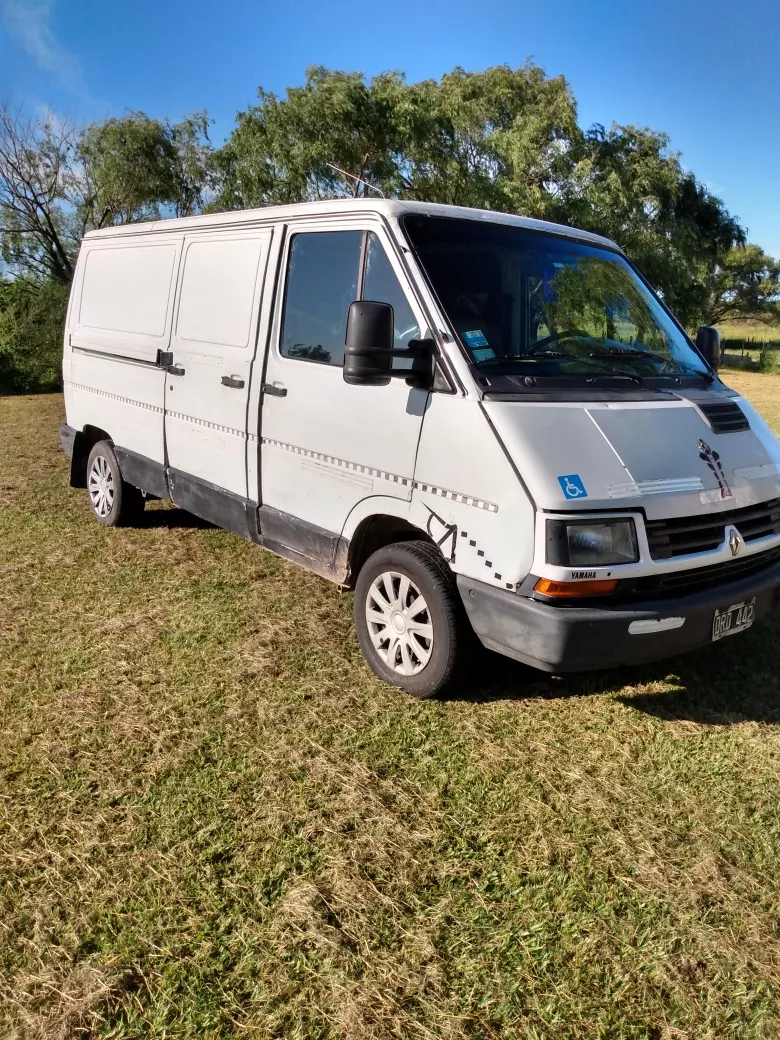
712 598 756 642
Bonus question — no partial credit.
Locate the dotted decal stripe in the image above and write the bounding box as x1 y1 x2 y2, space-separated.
414 483 498 513
68 382 164 414
461 529 513 589
167 410 259 443
262 439 499 512
261 438 411 486
65 387 499 514
67 382 258 442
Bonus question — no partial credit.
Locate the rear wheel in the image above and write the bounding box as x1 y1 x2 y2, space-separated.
354 540 470 698
86 441 145 527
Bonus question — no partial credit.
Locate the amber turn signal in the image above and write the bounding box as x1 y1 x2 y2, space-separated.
534 578 618 598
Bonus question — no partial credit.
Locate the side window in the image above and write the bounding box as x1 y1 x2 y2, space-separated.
363 232 421 348
280 231 362 366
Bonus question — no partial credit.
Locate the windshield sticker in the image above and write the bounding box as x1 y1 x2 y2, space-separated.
471 346 496 362
463 329 489 348
558 474 588 500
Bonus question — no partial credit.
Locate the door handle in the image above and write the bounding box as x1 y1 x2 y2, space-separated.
167 364 186 376
221 375 245 389
262 383 287 397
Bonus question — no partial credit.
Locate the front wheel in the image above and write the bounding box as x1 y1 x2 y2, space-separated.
353 540 471 698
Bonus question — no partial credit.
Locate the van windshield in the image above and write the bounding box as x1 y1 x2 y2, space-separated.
402 215 710 384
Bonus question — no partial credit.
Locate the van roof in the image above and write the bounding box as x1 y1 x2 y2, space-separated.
82 197 619 251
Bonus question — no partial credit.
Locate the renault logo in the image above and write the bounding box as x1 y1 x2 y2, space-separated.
727 526 742 557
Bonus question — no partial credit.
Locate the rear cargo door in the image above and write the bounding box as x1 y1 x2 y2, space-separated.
69 236 181 467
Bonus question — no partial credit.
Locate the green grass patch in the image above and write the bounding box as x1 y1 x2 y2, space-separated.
2 387 780 1038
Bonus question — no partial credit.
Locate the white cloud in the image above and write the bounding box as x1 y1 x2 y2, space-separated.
1 0 81 91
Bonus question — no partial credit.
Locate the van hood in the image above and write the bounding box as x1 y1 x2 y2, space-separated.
483 395 780 519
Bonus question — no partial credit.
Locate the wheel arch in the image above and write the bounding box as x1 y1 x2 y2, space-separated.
343 500 436 586
70 424 113 488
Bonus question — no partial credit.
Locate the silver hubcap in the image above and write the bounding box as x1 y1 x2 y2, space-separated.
88 455 115 518
366 571 433 676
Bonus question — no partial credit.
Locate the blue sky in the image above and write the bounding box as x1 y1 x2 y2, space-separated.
1 0 778 256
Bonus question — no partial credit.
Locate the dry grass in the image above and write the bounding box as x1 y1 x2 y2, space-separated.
725 370 780 427
2 384 780 1038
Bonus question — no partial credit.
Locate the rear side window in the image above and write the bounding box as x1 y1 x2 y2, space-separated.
79 244 177 340
280 231 362 366
176 236 265 350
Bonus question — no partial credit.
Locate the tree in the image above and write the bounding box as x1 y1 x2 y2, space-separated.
0 104 80 284
78 110 214 227
0 277 68 392
214 64 751 329
563 124 745 328
396 63 580 213
0 104 214 284
701 244 780 327
214 63 580 212
215 67 405 208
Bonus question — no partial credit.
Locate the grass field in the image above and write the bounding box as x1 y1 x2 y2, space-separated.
718 322 780 345
2 372 780 1039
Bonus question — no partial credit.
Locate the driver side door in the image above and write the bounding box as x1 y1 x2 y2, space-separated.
258 220 429 561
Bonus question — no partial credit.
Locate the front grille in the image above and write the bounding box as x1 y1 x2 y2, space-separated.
699 400 750 433
646 498 780 559
630 545 780 600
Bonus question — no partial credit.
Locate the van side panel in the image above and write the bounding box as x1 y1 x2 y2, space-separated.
165 230 272 498
65 237 182 469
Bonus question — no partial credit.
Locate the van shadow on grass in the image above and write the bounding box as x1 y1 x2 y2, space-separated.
136 506 215 530
449 614 780 726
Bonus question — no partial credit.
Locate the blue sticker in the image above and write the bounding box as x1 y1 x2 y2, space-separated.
463 329 489 348
471 346 496 362
558 474 587 500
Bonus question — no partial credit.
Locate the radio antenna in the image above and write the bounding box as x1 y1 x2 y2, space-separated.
325 162 385 199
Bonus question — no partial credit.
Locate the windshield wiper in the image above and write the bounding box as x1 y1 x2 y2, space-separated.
587 349 714 383
586 371 644 386
588 348 669 364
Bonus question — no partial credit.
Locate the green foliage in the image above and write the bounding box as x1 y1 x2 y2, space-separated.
564 124 744 328
703 244 780 327
213 66 406 207
79 110 214 227
0 107 80 284
215 65 747 329
0 279 68 393
1 63 777 382
759 344 777 373
0 105 214 288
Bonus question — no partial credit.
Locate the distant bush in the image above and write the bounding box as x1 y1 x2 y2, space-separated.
759 345 777 373
0 280 68 394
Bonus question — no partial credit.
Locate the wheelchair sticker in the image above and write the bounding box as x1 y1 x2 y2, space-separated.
558 474 588 499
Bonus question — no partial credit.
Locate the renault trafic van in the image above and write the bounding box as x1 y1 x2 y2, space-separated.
60 200 780 696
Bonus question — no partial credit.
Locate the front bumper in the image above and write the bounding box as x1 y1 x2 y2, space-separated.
458 561 780 672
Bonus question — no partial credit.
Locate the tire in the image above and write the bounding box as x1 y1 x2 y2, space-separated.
353 540 471 698
86 440 145 527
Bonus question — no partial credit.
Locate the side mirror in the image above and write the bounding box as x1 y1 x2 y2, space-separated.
696 326 721 372
343 300 434 388
344 301 394 386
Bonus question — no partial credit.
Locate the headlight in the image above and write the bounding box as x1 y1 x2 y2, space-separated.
546 518 638 567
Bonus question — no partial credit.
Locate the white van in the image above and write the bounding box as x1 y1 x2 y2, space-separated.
60 200 780 696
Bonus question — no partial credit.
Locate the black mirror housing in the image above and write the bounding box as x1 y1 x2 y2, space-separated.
344 301 394 386
343 301 434 389
696 326 721 371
